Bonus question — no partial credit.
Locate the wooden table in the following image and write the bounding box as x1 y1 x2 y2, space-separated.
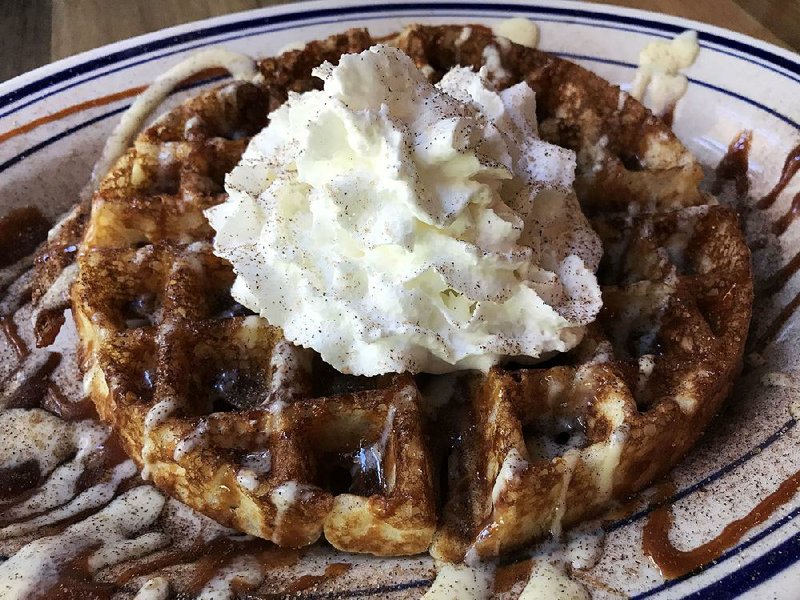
1 0 798 83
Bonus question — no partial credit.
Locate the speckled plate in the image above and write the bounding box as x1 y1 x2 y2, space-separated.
1 1 799 598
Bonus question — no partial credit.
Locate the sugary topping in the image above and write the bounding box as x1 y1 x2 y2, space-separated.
208 45 602 375
629 30 699 116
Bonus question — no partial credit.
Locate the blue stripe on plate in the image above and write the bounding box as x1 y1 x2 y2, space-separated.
1 1 797 113
683 525 800 599
303 578 432 599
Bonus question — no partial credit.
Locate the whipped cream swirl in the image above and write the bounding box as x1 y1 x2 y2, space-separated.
206 45 602 375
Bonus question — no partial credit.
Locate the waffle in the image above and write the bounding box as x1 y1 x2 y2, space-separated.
66 24 753 562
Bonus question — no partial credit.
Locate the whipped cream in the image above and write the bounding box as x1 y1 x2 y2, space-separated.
207 45 602 375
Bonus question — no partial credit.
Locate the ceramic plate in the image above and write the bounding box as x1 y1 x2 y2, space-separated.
1 1 799 598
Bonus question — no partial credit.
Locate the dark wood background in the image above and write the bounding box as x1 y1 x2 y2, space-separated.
2 0 798 83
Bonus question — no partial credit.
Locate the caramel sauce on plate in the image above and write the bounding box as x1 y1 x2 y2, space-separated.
661 105 676 129
713 130 752 200
0 206 51 269
184 538 301 596
41 547 115 600
773 191 800 236
0 459 42 503
4 351 62 410
710 137 800 353
643 471 800 579
1 315 28 359
757 143 800 210
755 292 800 354
493 558 534 594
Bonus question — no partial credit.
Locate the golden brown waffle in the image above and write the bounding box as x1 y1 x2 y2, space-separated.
67 24 753 562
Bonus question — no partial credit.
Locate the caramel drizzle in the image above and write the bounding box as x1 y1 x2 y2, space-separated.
493 558 533 594
757 144 800 210
643 470 800 579
1 315 28 359
718 138 800 353
661 105 675 129
753 289 800 354
772 191 800 237
0 207 51 270
37 545 116 600
712 129 751 200
762 250 800 297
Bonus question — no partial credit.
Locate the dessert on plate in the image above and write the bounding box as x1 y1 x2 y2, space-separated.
2 19 754 599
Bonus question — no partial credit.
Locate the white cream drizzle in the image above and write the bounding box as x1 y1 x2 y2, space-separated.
629 30 699 116
265 338 313 403
637 354 657 394
422 562 495 599
761 371 800 390
236 470 260 492
0 459 136 539
195 554 264 600
551 449 580 538
91 48 259 190
491 447 529 504
0 486 165 600
2 414 110 521
173 419 209 461
271 481 316 534
491 17 539 48
580 395 628 503
455 26 473 47
0 408 83 472
481 45 510 81
162 497 235 542
89 530 170 572
134 576 171 600
141 396 180 479
236 450 272 492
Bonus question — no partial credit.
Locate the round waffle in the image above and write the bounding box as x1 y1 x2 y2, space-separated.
69 24 753 562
